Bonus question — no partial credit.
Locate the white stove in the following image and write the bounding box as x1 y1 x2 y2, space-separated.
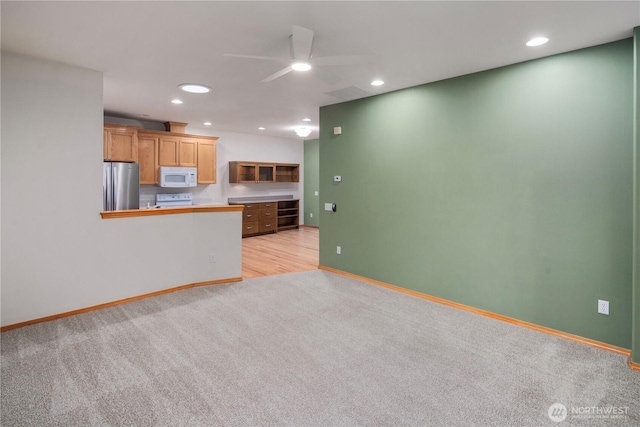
156 193 193 208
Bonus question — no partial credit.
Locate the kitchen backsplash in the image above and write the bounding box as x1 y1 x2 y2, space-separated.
139 184 218 207
139 182 300 207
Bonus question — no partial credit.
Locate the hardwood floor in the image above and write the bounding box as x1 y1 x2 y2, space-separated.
242 226 319 278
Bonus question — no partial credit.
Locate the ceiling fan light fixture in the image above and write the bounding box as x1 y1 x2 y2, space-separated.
179 83 211 94
295 127 312 137
526 37 549 47
291 61 312 72
371 79 384 86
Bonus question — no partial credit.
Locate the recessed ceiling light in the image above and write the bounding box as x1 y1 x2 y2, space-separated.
171 99 183 104
526 37 549 47
295 127 312 137
258 127 265 130
302 118 311 122
179 83 211 94
291 62 312 72
204 122 212 126
371 79 384 86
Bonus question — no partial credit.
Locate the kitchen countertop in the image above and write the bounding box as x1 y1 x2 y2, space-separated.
101 204 243 219
227 195 298 205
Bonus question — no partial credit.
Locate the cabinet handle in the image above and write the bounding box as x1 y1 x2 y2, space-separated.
247 226 253 229
246 214 252 217
265 212 270 216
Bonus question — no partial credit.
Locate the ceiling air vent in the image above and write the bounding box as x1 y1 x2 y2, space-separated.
325 86 372 101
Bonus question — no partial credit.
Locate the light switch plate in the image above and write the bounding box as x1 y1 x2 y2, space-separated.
334 175 342 182
324 203 334 211
333 126 342 135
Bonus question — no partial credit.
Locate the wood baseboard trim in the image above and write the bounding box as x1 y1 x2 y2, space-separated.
630 360 640 371
319 265 633 361
0 276 243 332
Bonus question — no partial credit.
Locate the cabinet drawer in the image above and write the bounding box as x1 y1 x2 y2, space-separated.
260 220 276 233
259 208 276 220
243 210 258 222
243 203 259 212
242 221 259 235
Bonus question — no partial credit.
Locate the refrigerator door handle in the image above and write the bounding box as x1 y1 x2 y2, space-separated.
105 164 113 211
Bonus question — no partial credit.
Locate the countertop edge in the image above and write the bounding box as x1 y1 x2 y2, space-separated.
101 205 244 219
228 198 299 205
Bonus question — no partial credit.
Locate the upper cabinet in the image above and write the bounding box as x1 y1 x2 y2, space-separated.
229 161 299 184
104 123 218 185
104 124 138 162
137 132 159 185
275 164 300 183
197 140 217 184
158 136 197 167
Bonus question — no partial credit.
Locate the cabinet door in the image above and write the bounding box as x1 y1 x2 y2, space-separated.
179 138 197 167
105 130 138 162
197 140 216 183
233 163 258 183
159 137 180 166
257 164 275 183
137 134 159 185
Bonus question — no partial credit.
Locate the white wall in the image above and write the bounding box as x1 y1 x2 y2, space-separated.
104 116 305 220
1 53 242 326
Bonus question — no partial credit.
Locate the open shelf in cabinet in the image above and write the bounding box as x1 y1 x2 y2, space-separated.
277 200 299 231
275 164 300 183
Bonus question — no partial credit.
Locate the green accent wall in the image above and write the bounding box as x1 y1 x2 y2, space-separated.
633 27 640 363
304 139 320 227
320 39 634 349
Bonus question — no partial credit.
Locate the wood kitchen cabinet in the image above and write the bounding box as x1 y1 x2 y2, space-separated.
136 132 159 184
197 140 217 184
275 164 300 183
158 136 197 167
277 200 299 231
104 124 218 185
104 124 138 162
229 162 275 183
229 161 299 184
229 197 299 237
238 201 277 236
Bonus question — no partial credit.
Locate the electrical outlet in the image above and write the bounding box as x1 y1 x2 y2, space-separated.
209 254 217 263
598 299 609 315
336 246 341 255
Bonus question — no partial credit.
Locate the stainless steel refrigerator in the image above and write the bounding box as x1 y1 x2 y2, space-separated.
103 162 140 211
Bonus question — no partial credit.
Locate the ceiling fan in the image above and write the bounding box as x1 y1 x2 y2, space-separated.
223 25 367 84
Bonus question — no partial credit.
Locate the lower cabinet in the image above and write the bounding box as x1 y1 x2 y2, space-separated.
241 202 276 237
235 199 299 237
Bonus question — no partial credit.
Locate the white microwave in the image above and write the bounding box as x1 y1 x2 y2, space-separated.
158 167 197 188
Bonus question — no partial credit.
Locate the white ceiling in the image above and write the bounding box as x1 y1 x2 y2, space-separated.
2 1 639 140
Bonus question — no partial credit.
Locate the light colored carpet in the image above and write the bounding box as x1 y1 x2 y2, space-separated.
1 269 638 426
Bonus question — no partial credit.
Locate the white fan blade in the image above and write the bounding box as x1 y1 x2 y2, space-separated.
260 66 293 82
223 53 286 63
291 25 314 60
313 67 342 85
